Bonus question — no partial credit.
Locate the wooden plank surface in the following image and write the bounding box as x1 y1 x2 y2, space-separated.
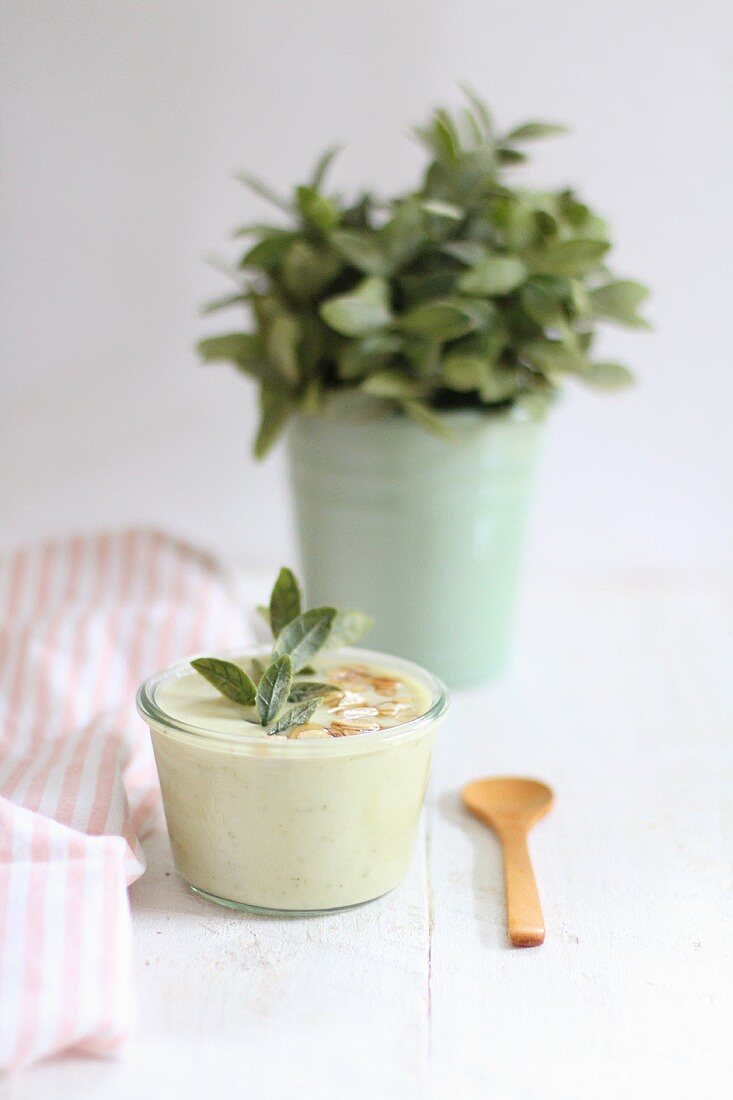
6 576 732 1099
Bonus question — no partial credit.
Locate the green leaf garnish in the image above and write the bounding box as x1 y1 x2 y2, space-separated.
274 608 336 672
190 658 257 706
255 654 293 725
269 567 302 637
267 699 321 736
326 610 373 648
189 569 370 739
288 681 340 703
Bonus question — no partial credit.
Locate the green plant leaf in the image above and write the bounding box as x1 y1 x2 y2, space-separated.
400 298 492 340
249 657 267 683
319 277 392 337
520 279 567 324
269 567 302 637
402 401 454 438
197 333 277 385
527 239 610 276
381 201 425 268
235 173 292 213
197 332 259 364
326 609 373 648
442 240 487 266
504 122 569 141
580 361 634 389
190 657 257 706
480 365 522 403
274 607 337 671
458 255 528 295
200 293 247 315
337 333 403 381
266 314 300 381
254 387 294 458
255 653 294 725
296 186 341 232
440 354 488 392
330 230 390 275
520 338 587 375
589 281 650 327
361 372 424 399
310 146 341 190
282 241 341 300
420 199 464 220
288 681 340 703
240 232 294 271
267 698 320 736
496 147 528 165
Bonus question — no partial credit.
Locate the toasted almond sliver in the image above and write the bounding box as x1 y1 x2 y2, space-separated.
326 690 367 712
332 706 379 720
288 724 331 739
329 720 381 737
376 701 415 718
371 677 403 696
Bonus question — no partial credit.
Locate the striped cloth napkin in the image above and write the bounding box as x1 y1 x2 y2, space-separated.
0 529 246 1074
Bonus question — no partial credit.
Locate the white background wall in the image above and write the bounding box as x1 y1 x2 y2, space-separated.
1 0 731 574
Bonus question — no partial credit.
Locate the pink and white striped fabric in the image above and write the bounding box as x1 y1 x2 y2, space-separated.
0 529 246 1074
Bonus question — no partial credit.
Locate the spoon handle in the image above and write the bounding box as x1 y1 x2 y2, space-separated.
501 828 545 948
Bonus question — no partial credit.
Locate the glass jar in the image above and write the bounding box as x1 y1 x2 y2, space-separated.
137 646 448 915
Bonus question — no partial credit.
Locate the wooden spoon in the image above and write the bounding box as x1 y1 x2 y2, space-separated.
462 777 553 948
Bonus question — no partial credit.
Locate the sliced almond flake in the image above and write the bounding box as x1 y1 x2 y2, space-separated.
326 690 367 711
288 724 331 739
371 677 403 696
332 706 380 720
329 720 381 737
377 701 416 718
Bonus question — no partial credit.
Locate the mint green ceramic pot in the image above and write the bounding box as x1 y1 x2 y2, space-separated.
287 408 543 687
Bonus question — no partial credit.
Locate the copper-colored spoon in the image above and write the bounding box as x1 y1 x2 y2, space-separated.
462 777 553 948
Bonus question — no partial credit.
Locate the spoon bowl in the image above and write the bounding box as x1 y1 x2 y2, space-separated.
463 777 553 829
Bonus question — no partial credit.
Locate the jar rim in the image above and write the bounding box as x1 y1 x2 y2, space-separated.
136 645 449 753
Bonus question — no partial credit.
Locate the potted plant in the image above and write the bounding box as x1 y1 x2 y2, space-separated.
198 91 649 686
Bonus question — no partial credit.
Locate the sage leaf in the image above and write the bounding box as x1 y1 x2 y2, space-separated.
267 698 320 736
249 657 267 683
269 567 302 637
190 658 257 706
274 607 336 671
288 681 340 703
326 609 373 648
256 654 293 725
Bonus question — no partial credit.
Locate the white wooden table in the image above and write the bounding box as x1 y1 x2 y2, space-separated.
7 575 732 1099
